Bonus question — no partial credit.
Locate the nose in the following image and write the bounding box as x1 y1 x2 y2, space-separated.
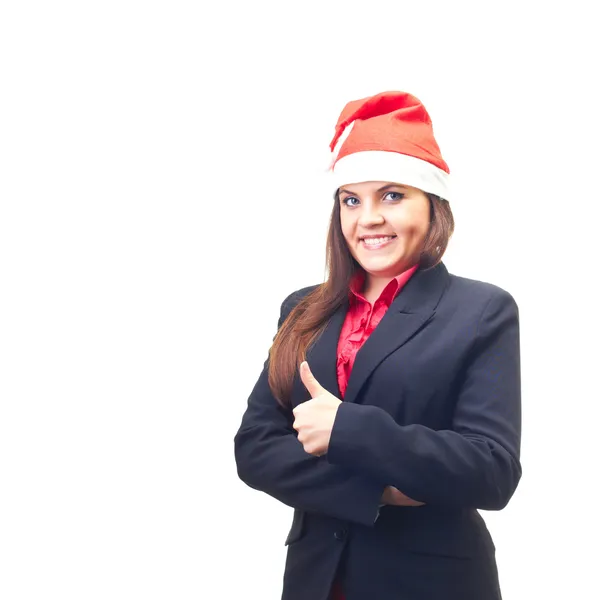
358 202 385 227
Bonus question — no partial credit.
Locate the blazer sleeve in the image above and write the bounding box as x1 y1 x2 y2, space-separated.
234 291 385 526
326 288 522 511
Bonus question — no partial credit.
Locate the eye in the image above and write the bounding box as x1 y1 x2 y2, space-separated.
341 196 360 207
384 191 404 202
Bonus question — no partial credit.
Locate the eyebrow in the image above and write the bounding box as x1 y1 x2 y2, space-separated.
338 183 408 196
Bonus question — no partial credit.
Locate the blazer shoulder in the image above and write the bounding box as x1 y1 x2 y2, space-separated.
448 273 518 309
280 284 322 320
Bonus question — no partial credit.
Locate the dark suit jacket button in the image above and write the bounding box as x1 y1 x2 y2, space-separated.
334 528 348 540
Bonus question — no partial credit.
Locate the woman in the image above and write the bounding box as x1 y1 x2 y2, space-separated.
234 91 521 600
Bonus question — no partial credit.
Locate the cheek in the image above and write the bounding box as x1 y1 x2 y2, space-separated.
411 220 430 243
340 215 355 244
395 208 430 242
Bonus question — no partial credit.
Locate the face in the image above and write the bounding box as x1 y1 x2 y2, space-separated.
338 181 431 280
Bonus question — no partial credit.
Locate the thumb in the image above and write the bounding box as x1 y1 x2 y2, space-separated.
300 361 325 397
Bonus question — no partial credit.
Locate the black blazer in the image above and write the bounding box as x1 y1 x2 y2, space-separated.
234 263 521 600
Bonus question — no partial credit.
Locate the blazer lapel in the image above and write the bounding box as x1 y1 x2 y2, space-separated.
343 262 450 405
291 262 451 406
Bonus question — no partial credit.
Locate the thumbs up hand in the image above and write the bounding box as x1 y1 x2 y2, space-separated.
293 361 342 456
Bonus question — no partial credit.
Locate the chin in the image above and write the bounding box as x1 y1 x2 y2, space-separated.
363 263 403 276
368 255 412 272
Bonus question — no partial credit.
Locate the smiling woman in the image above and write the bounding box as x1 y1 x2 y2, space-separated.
234 91 521 600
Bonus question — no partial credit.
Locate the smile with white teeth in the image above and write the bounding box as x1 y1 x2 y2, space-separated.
362 236 396 245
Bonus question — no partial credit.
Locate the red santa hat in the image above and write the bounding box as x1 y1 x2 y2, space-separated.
329 91 450 200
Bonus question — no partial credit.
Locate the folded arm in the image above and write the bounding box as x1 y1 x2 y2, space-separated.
326 290 522 510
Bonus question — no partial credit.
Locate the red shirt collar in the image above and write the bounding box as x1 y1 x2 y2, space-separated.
349 264 419 305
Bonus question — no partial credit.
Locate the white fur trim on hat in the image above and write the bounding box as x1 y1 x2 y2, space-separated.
331 150 450 200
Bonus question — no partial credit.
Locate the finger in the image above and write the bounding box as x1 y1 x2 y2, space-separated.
300 361 325 398
292 399 308 418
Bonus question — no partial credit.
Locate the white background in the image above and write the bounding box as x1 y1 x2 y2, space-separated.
1 1 588 598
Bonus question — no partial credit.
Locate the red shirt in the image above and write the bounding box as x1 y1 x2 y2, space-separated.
331 264 418 600
336 265 418 398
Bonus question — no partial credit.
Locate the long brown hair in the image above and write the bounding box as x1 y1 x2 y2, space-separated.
268 193 455 406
